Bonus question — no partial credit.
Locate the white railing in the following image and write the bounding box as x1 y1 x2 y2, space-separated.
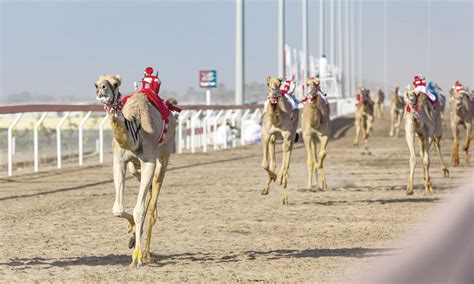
0 100 355 176
0 104 264 176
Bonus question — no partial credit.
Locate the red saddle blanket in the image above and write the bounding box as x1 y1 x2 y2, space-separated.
122 88 170 119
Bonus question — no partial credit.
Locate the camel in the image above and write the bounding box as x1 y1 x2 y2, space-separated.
95 74 176 267
389 86 405 137
450 88 473 166
353 87 374 149
405 89 449 195
301 78 331 190
373 87 385 118
261 76 299 205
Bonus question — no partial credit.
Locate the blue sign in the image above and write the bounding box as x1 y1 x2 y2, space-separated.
199 70 217 88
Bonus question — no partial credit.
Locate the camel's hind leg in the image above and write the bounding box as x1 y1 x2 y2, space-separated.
405 129 416 195
433 137 449 178
280 132 293 205
143 151 170 262
317 135 329 191
389 110 395 137
451 121 460 166
354 117 361 146
262 134 276 195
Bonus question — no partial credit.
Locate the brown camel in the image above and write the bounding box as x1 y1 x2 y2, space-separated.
95 74 176 267
405 89 449 195
354 87 374 149
450 88 473 166
373 87 385 118
261 76 299 205
301 78 331 190
389 86 405 138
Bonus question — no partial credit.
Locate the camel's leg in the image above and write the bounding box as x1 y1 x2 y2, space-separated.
420 137 433 193
354 118 361 146
452 122 460 166
130 161 156 267
143 153 170 262
303 132 315 190
395 111 403 138
311 136 319 189
463 122 472 164
112 150 135 232
317 135 329 191
405 128 416 195
433 136 449 178
280 133 293 205
389 110 395 137
261 133 276 195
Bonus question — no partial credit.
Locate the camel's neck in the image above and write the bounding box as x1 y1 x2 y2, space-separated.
110 111 141 151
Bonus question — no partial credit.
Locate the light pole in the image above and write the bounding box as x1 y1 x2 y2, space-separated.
235 0 245 105
320 0 325 56
302 0 309 86
278 0 285 78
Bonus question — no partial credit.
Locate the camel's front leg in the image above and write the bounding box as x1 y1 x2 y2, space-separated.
261 134 276 195
395 111 403 138
405 127 416 195
433 137 449 178
420 138 433 193
280 133 293 205
353 117 361 146
143 155 169 263
317 135 329 191
364 116 374 150
112 150 135 233
389 110 395 137
452 121 460 166
463 122 472 164
130 161 156 267
303 132 315 190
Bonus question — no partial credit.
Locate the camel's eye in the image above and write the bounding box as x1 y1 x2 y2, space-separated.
102 85 106 89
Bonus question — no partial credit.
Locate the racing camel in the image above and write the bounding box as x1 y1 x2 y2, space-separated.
301 78 331 190
389 86 405 138
354 87 374 149
95 74 176 267
450 81 473 166
261 76 299 205
405 77 449 195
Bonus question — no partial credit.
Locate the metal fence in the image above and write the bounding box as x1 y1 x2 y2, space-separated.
0 99 355 176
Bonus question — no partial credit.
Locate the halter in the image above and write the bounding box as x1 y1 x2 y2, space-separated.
267 92 281 105
101 80 123 113
406 92 420 121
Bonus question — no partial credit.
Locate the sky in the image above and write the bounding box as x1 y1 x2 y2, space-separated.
1 0 473 103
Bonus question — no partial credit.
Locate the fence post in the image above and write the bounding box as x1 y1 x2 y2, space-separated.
213 110 224 150
202 110 212 153
222 110 234 149
231 110 241 148
191 110 202 154
78 111 92 166
56 112 70 168
240 109 251 146
99 114 109 163
178 111 190 154
34 112 48 172
7 113 23 176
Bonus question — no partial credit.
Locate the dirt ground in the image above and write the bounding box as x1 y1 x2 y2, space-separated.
1 111 472 283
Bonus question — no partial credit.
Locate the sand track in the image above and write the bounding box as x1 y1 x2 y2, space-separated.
1 113 472 282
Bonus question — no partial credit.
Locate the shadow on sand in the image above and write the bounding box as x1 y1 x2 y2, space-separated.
3 247 395 269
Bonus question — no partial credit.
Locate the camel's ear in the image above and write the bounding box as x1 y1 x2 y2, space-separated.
278 77 283 83
113 74 122 88
266 76 272 86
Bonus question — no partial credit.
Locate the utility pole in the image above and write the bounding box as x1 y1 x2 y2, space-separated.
302 0 309 86
278 0 285 78
235 0 245 105
320 0 325 56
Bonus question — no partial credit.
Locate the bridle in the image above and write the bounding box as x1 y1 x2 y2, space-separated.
100 80 123 113
267 82 282 105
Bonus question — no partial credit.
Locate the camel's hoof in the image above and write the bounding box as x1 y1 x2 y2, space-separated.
143 252 157 263
130 247 143 268
406 190 414 196
442 168 450 178
128 235 136 249
282 196 289 205
353 142 359 146
261 188 269 195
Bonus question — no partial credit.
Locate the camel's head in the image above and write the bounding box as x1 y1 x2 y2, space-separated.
357 87 370 103
406 89 419 111
451 91 465 110
95 74 122 105
266 76 283 100
306 77 320 96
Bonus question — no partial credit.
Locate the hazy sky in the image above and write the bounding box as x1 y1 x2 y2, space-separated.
1 0 473 103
